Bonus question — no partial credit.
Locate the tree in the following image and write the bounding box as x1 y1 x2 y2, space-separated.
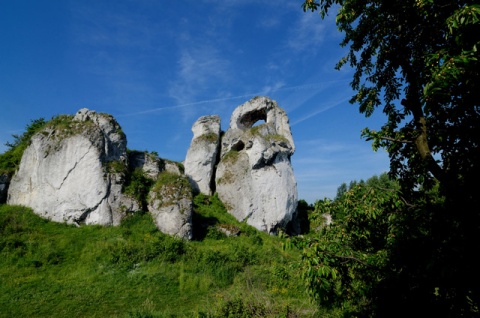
299 0 480 316
294 175 402 316
302 0 479 194
334 182 347 200
293 174 458 317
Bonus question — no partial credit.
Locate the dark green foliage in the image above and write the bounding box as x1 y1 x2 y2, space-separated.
124 168 155 210
123 152 188 211
289 173 479 316
288 175 403 315
217 298 267 318
192 193 239 240
334 183 347 200
205 226 227 240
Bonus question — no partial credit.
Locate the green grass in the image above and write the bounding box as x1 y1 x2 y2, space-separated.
0 199 319 317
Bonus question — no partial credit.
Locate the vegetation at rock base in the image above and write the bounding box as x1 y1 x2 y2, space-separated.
2 0 479 315
0 199 320 317
3 171 461 317
123 167 155 209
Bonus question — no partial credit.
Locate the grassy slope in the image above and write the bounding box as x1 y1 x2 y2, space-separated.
0 195 319 318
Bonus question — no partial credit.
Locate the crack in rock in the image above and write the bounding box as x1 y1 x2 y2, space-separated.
73 177 112 225
55 143 95 190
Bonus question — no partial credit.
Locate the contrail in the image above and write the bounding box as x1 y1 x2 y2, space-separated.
291 96 351 126
118 80 348 117
118 94 256 117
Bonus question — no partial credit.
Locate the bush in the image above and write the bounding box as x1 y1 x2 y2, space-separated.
124 168 155 209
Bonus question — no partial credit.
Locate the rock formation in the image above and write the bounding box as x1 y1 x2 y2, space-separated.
147 172 193 240
184 115 221 195
7 109 139 226
215 96 298 234
129 151 183 180
4 96 298 237
5 108 193 238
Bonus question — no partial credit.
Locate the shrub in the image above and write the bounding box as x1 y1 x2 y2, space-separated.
124 168 155 209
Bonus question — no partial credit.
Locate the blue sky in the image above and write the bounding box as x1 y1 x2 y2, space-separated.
0 0 390 203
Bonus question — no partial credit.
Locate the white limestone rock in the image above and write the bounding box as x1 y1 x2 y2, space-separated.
184 115 221 195
128 151 162 180
215 96 298 234
128 151 184 180
147 173 193 240
7 108 139 225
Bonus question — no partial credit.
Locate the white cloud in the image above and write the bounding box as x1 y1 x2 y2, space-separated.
260 81 286 96
286 12 327 52
168 45 232 121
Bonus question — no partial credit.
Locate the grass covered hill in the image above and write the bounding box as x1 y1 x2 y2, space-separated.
0 193 320 318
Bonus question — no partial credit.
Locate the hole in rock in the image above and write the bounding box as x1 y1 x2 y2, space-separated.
231 140 245 151
239 109 267 128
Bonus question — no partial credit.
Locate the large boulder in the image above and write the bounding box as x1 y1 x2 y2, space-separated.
128 152 193 239
7 108 139 225
147 172 193 240
215 96 298 234
184 115 221 195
